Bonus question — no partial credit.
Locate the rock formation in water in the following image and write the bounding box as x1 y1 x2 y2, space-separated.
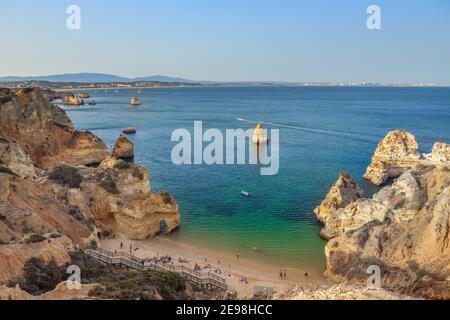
252 123 268 144
78 92 90 99
112 134 134 159
316 131 450 299
123 127 137 134
63 93 81 106
130 97 141 106
364 129 450 185
0 88 180 287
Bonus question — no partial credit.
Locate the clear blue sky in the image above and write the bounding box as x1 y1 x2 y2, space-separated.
1 0 449 82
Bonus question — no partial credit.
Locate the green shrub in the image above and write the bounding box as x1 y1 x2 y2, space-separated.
48 165 82 188
114 160 131 169
101 229 111 238
150 271 185 293
8 257 66 295
22 234 47 244
89 239 98 248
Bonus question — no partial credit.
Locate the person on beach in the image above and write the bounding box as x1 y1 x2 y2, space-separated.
120 242 123 249
279 270 283 279
304 271 308 277
283 269 287 279
236 250 240 259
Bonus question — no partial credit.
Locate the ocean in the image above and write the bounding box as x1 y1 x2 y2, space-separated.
64 86 450 271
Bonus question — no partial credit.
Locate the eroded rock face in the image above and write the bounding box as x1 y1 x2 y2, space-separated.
321 168 450 299
424 142 450 162
62 165 180 240
0 88 181 289
112 134 134 160
0 139 39 179
314 172 363 225
0 282 100 300
364 130 421 185
0 236 73 285
364 130 450 185
0 88 109 168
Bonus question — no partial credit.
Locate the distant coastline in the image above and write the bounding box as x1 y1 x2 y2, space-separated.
2 80 450 92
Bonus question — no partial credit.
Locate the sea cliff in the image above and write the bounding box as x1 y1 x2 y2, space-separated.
0 88 180 287
315 130 450 299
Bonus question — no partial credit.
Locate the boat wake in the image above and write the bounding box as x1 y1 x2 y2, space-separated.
235 117 381 144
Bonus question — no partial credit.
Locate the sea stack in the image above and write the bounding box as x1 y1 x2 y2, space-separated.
79 92 90 99
252 123 268 144
123 127 137 134
63 93 81 106
130 97 141 106
112 134 134 160
88 99 96 105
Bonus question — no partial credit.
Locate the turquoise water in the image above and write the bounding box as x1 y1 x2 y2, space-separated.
65 86 450 271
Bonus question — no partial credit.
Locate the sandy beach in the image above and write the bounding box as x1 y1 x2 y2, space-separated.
100 235 327 298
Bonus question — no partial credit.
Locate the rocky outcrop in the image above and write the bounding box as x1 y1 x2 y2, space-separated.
0 88 109 168
424 142 450 162
364 129 450 185
314 172 363 225
130 97 141 106
317 129 450 298
63 94 81 106
123 127 136 134
0 236 73 285
252 123 268 144
275 283 418 300
319 168 450 298
0 88 181 290
0 139 39 179
78 93 90 99
111 134 134 160
0 282 100 300
61 165 180 240
325 169 450 298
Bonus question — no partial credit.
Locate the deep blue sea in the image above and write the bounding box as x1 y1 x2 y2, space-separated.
65 86 450 271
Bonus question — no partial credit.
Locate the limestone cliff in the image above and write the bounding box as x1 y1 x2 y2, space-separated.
0 88 109 169
314 172 363 226
0 88 181 287
316 130 450 298
364 129 450 185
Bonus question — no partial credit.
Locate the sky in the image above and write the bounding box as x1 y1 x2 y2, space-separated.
0 0 449 83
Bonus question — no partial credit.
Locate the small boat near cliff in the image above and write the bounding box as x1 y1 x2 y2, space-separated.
241 190 251 197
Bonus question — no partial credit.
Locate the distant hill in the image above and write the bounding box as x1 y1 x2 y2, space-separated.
132 75 196 83
0 73 199 83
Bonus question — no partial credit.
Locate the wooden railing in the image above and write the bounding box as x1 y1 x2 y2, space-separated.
83 248 227 291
